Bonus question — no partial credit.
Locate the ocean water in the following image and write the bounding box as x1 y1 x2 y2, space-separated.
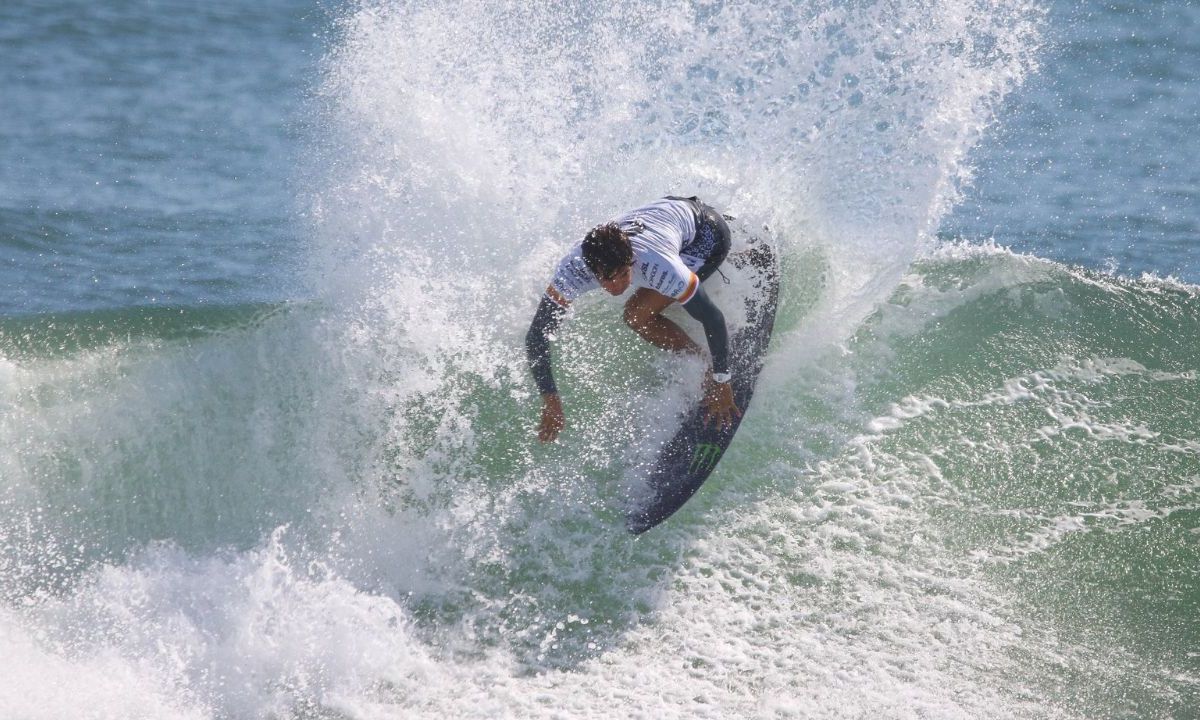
1 1 1197 718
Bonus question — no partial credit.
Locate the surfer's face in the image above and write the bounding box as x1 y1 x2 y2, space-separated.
599 264 633 295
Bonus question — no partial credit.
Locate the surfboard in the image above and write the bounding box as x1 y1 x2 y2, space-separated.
626 238 780 534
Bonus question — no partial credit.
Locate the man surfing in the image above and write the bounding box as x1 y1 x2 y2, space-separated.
525 196 739 442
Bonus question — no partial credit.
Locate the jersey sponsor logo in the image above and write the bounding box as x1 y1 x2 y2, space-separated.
688 442 723 474
569 261 591 282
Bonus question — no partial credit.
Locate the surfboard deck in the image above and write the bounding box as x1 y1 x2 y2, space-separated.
625 239 780 534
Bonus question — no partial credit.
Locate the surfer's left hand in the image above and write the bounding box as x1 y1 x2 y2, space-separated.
703 378 740 431
538 392 566 443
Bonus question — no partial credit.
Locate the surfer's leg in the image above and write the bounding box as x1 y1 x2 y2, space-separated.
623 288 703 355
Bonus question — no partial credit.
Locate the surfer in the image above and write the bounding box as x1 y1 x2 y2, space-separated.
525 196 739 442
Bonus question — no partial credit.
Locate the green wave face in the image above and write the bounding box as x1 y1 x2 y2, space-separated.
2 249 1196 718
840 248 1200 715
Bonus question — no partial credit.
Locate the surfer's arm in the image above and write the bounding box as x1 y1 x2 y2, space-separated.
682 285 739 430
526 289 571 442
681 284 729 376
525 290 569 395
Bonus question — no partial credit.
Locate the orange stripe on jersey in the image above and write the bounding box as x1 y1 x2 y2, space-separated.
677 272 699 304
546 285 570 308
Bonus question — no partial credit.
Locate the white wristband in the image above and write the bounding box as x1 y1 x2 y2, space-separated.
711 372 732 384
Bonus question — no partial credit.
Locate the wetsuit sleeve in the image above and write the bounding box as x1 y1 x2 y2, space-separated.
681 284 729 375
525 294 569 395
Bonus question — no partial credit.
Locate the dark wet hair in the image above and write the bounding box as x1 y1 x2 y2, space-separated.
581 223 633 279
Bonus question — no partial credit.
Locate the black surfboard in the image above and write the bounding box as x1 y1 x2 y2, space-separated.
626 242 780 534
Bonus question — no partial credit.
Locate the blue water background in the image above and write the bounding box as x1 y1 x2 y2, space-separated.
946 0 1200 279
0 0 324 315
1 0 1196 305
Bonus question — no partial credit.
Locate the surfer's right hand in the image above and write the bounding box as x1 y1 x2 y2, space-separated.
703 378 741 432
538 393 565 442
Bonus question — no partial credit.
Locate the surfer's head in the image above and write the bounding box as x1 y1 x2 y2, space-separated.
583 223 634 295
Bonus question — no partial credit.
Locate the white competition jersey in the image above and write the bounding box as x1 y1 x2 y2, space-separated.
547 198 702 306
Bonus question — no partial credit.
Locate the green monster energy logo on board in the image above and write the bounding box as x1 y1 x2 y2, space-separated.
689 443 723 474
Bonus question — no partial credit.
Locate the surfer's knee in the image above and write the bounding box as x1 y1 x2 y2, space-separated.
623 299 647 330
623 295 661 331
